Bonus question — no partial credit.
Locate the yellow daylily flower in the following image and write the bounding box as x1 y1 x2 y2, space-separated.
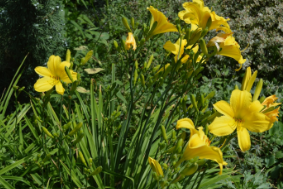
163 38 200 63
147 6 178 38
176 118 227 175
208 89 272 152
207 33 246 68
34 55 77 95
148 157 164 177
178 0 231 33
125 32 137 51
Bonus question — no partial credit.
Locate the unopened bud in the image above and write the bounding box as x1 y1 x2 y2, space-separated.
131 17 135 29
199 38 208 55
66 49 71 62
79 151 87 167
181 163 198 176
147 55 154 69
68 122 83 136
73 130 84 145
253 79 263 101
160 125 168 143
241 67 251 90
90 166 103 176
190 94 198 112
113 40 119 49
187 28 202 45
122 16 132 32
245 70 258 92
65 66 74 82
42 126 54 138
82 50 93 65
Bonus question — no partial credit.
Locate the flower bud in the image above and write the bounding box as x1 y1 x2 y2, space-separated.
113 40 119 50
66 49 71 62
181 163 198 176
199 38 208 56
160 125 168 143
197 159 206 166
162 163 168 170
90 166 103 176
139 38 145 46
241 67 251 90
253 79 263 101
205 91 215 100
68 122 83 136
174 138 184 154
63 121 72 131
131 17 135 29
42 126 54 138
73 130 84 145
65 66 74 82
245 70 258 92
122 16 132 32
79 151 87 167
141 74 146 88
172 130 176 141
134 69 138 86
147 55 154 69
19 87 25 92
187 28 202 45
190 94 199 112
81 50 93 65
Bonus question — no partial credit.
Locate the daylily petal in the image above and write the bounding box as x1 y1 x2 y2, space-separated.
237 126 251 152
243 112 271 133
147 6 178 37
218 45 246 64
55 81 64 95
176 118 199 137
230 90 252 117
209 116 236 136
57 61 71 78
164 41 179 55
248 100 264 113
213 100 234 118
183 137 227 174
34 66 53 78
209 11 231 33
47 55 61 76
34 77 56 92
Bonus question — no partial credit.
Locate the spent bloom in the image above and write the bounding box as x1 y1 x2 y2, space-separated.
125 32 137 51
261 95 281 123
34 55 77 95
147 6 178 38
208 89 273 152
176 118 227 175
178 0 231 33
207 33 246 68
